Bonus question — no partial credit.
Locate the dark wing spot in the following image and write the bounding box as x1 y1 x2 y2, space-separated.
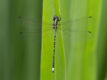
88 16 93 18
19 32 23 35
18 16 23 19
88 31 92 34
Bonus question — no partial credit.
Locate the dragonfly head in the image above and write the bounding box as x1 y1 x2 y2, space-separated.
53 16 61 21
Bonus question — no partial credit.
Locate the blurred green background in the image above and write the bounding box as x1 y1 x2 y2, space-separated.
0 0 42 80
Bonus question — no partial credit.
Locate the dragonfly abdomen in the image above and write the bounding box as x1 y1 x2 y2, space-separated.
52 30 56 72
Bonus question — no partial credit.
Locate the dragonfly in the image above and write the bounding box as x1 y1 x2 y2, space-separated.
51 16 61 72
17 15 95 72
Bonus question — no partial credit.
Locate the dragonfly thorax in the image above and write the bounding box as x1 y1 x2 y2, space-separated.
53 16 61 30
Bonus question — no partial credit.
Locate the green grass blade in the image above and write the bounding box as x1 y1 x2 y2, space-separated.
41 0 65 80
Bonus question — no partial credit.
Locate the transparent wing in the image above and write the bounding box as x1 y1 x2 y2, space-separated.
18 28 94 40
17 16 95 39
17 16 95 29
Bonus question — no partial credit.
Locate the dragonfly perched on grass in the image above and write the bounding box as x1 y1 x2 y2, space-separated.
17 15 95 72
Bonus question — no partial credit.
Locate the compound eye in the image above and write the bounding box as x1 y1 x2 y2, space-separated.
58 17 61 21
53 16 61 21
53 16 56 21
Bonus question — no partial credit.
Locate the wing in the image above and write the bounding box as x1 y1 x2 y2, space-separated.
17 16 52 26
17 16 95 28
17 15 95 37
